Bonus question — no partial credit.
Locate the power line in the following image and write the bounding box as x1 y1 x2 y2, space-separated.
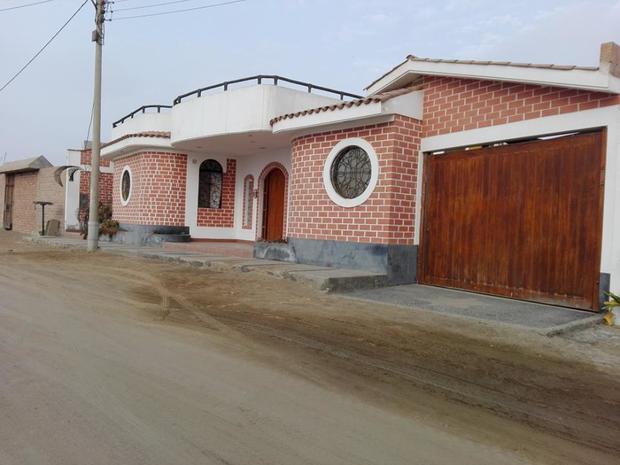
0 0 89 94
109 0 245 21
0 0 54 13
113 0 204 12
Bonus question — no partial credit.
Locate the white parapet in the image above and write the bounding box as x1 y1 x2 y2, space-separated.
171 84 340 147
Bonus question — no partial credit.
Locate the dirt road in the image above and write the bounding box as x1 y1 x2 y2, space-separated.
0 231 619 465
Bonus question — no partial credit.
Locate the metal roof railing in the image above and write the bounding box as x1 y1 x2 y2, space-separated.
112 76 362 128
112 105 172 128
173 75 362 105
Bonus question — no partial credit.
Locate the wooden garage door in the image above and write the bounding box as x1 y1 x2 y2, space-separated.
419 131 605 311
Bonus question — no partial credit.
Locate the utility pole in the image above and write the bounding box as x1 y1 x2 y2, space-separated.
87 0 105 252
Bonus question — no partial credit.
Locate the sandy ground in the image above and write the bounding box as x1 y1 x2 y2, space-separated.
0 230 619 465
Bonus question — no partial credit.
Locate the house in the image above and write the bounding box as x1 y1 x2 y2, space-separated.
94 42 620 312
0 156 65 234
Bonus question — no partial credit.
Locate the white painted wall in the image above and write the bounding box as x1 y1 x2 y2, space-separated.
171 85 340 146
417 104 620 292
185 149 291 240
110 112 171 140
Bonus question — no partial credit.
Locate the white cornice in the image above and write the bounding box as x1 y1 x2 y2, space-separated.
367 60 620 96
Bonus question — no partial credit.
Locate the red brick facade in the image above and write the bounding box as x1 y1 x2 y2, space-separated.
289 115 421 245
422 76 620 137
197 159 236 227
112 151 187 226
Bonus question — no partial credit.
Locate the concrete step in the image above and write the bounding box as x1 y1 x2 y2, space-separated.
28 236 389 293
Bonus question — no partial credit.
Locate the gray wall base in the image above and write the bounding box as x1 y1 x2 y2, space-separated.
254 241 297 262
114 224 189 246
599 272 611 310
281 237 417 285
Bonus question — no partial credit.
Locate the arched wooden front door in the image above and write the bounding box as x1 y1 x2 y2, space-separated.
262 168 285 241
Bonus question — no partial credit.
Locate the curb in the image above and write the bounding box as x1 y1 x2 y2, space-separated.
541 315 604 337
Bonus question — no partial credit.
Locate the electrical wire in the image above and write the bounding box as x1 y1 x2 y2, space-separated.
109 0 245 21
0 0 54 13
113 0 204 12
0 0 89 93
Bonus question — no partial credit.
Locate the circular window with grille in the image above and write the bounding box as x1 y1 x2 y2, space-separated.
323 138 379 207
120 166 132 206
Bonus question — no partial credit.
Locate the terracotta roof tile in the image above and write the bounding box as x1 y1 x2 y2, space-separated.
269 83 423 126
366 54 600 90
102 131 171 149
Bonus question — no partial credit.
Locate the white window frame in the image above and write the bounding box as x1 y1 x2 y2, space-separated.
323 137 380 208
120 166 132 206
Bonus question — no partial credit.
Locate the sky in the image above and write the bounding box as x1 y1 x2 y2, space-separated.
0 0 619 165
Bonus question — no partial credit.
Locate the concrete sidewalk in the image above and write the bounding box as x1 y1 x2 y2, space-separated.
27 236 387 293
347 284 603 336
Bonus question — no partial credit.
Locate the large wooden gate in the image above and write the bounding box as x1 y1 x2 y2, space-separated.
419 131 605 310
3 174 14 230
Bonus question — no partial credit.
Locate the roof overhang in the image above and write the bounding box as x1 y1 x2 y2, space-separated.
366 59 620 96
272 90 423 135
101 133 174 161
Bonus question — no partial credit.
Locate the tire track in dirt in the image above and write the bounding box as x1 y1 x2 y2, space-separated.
3 244 620 463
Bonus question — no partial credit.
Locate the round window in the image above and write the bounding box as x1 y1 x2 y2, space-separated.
121 168 131 205
330 146 372 199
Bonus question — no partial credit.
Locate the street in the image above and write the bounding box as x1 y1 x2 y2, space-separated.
0 231 619 465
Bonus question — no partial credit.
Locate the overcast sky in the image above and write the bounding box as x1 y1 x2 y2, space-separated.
0 0 619 165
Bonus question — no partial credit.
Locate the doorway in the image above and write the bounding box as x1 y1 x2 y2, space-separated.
3 174 14 230
262 168 285 241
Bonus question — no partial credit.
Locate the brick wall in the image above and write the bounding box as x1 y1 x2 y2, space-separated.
197 159 236 228
422 75 620 137
36 167 66 230
289 115 421 245
112 151 187 226
78 149 113 221
12 172 38 233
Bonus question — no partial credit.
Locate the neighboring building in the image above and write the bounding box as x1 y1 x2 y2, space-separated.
96 42 620 311
0 156 65 234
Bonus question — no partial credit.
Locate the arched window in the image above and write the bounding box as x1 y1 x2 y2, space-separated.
243 175 254 228
198 159 223 209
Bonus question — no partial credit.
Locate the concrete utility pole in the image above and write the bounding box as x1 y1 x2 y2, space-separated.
87 0 105 252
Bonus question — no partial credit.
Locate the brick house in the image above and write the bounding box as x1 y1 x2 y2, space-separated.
97 42 620 311
0 156 65 234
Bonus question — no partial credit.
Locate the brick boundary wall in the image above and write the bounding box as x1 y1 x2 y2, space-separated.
36 167 66 230
256 162 289 239
78 149 113 222
289 115 421 245
197 159 236 228
241 174 254 230
113 151 187 226
422 75 620 137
